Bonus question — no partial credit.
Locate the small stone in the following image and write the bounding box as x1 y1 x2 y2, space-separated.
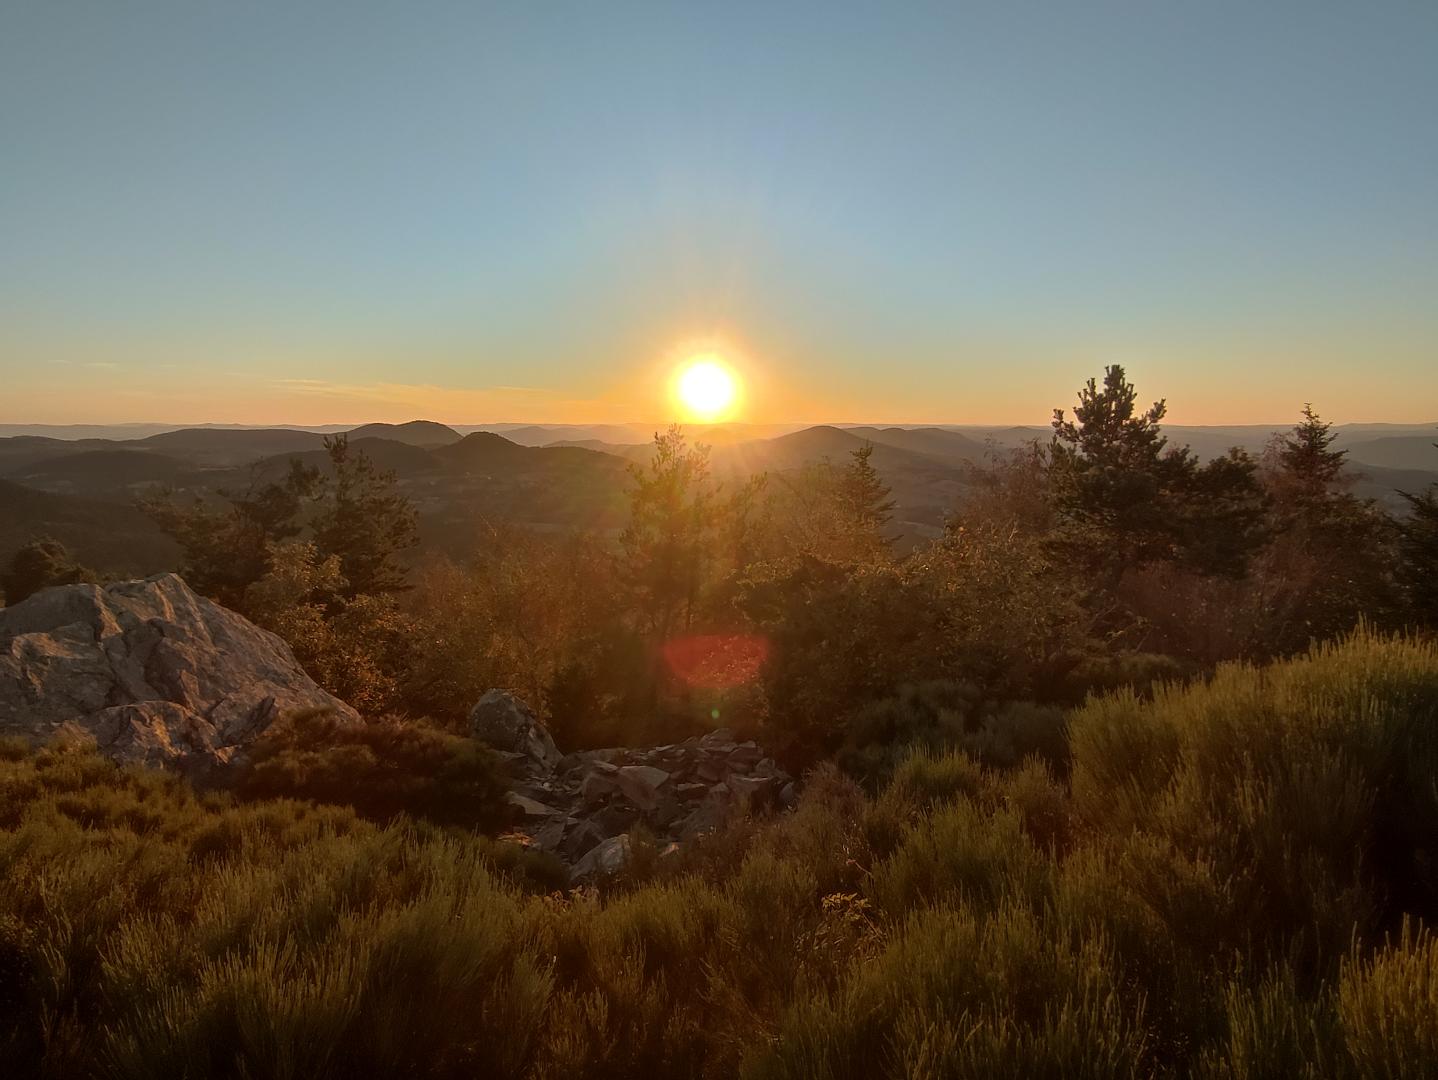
580 769 618 804
615 764 670 810
727 744 763 767
560 819 606 860
676 788 734 841
696 760 724 783
570 834 631 883
505 792 558 818
593 802 639 835
653 796 686 828
523 815 569 852
725 773 774 803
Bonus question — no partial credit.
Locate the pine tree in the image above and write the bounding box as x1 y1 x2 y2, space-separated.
1397 486 1438 625
620 425 720 638
1276 404 1347 490
837 443 896 553
1396 436 1438 626
310 434 419 599
1253 404 1400 649
1049 365 1267 583
1048 365 1195 570
140 458 322 610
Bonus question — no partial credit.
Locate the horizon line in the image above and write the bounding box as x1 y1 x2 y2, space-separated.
2 418 1437 431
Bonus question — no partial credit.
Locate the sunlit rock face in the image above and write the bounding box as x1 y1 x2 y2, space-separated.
0 574 358 778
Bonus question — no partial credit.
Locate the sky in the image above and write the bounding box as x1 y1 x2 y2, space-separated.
1 1 1436 426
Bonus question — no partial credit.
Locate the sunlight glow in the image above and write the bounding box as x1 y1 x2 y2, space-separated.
673 356 739 422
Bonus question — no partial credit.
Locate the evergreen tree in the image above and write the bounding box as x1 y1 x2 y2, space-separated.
836 443 896 555
1180 448 1269 579
310 435 419 599
1396 436 1438 626
1253 404 1399 650
1396 486 1438 626
1276 404 1347 490
1 538 95 605
1048 365 1198 571
140 459 321 609
620 425 720 639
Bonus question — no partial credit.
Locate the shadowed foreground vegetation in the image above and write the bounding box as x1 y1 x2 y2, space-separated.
3 629 1438 1078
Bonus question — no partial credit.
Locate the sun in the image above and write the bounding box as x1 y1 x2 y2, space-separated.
673 356 739 422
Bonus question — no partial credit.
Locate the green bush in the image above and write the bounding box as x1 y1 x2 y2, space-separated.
1069 627 1438 970
233 710 510 831
837 681 1065 786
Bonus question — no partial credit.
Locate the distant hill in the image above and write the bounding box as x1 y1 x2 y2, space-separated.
7 450 197 494
484 424 654 447
0 479 177 577
417 433 633 547
239 437 443 482
845 426 991 466
706 425 952 476
345 420 462 447
1347 463 1438 510
434 432 630 478
0 436 125 473
1343 435 1438 472
136 428 327 466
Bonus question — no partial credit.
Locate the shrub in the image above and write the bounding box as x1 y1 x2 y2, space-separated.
3 632 1438 1077
233 710 509 831
1070 628 1438 971
837 682 1065 787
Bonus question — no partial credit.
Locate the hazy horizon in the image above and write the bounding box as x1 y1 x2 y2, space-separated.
3 416 1436 439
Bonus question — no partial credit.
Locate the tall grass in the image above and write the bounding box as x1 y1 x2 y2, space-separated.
2 629 1437 1076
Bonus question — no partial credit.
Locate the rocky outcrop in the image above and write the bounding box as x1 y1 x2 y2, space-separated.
0 574 358 776
473 699 795 883
469 689 561 772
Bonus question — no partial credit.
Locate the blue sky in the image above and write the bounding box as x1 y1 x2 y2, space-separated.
2 1 1435 424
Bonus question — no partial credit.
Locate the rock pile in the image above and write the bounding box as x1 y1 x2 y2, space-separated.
473 691 794 883
0 574 358 777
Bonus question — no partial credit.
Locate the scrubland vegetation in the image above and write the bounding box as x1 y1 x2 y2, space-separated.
3 366 1438 1076
3 630 1438 1076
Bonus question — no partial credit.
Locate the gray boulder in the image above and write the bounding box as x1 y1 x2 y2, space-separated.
614 764 669 810
570 834 631 884
468 689 561 773
0 574 358 777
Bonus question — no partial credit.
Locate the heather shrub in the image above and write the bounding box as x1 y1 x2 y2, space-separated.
1069 628 1438 969
233 710 510 831
837 681 1064 786
752 901 1150 1080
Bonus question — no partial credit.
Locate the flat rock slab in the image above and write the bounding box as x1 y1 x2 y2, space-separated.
615 764 670 810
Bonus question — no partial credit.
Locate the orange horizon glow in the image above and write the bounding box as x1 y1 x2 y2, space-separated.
4 335 1436 428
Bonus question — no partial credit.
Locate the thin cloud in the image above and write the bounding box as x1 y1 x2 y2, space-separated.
275 379 558 401
269 378 629 421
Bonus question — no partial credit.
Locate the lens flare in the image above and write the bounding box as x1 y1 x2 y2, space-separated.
662 634 769 689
